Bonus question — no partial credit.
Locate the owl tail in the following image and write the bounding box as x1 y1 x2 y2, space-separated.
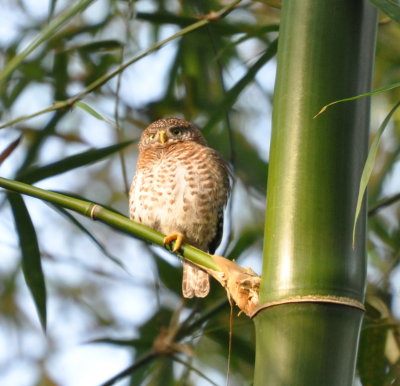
182 262 210 298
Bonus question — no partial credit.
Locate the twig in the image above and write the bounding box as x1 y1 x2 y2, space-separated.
368 192 400 217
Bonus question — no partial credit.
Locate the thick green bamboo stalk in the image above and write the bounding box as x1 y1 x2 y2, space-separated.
254 1 377 385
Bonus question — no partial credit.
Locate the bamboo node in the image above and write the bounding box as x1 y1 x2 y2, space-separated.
88 204 102 220
250 295 365 319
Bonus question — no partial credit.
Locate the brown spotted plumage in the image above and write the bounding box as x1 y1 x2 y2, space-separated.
129 118 230 298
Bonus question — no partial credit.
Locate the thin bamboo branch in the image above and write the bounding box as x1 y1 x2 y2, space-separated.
0 177 220 271
0 176 261 315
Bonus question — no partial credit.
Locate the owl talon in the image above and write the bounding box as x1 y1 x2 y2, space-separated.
164 232 185 252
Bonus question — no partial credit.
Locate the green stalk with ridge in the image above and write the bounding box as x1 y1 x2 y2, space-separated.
254 1 377 384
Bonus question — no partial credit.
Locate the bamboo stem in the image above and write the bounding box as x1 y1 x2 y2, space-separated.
254 1 377 384
0 177 220 272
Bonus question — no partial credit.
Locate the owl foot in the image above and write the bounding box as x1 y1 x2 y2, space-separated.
164 232 185 252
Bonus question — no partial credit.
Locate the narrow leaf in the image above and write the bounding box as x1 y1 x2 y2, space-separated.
136 10 261 35
357 321 388 386
51 204 128 270
17 111 65 172
369 0 400 24
100 353 157 386
205 38 278 131
19 139 135 184
314 81 400 118
48 0 58 20
0 135 22 165
215 24 279 61
171 356 219 386
72 40 123 53
353 101 400 246
8 193 47 330
75 101 110 122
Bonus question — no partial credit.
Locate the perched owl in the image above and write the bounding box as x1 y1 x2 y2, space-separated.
129 118 230 298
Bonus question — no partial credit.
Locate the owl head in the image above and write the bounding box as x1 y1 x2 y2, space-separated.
139 118 207 150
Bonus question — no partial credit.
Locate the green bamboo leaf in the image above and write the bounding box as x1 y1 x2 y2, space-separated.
314 81 400 118
53 51 69 101
204 38 278 131
154 255 181 295
171 356 219 386
51 205 128 270
352 101 400 246
216 24 279 60
18 139 135 184
89 337 141 347
8 193 47 330
136 10 267 35
358 298 391 386
18 111 66 172
100 353 158 386
48 0 58 20
147 359 175 386
386 367 400 385
75 101 111 123
227 228 261 261
358 321 388 386
369 0 400 24
72 40 123 53
0 0 95 85
234 132 269 193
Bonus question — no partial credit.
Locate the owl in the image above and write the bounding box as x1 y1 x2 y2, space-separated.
129 118 230 298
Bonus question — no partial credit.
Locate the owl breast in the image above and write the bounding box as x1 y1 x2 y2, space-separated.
129 142 229 251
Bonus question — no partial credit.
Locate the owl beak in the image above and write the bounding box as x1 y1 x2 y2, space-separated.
159 130 167 144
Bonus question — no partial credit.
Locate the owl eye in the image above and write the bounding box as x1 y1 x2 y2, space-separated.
170 127 183 136
149 133 156 140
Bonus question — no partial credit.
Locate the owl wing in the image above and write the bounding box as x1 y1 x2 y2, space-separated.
207 210 224 254
208 152 232 254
